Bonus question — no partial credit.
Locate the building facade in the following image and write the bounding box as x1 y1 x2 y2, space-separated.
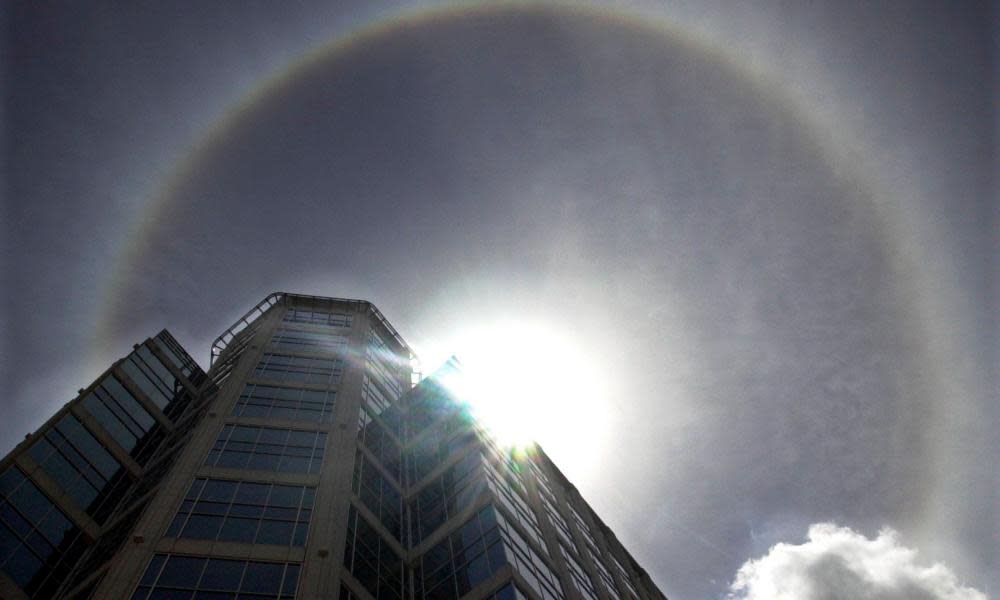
0 293 666 600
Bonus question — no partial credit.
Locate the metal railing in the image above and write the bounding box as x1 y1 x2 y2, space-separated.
209 293 282 366
209 292 422 385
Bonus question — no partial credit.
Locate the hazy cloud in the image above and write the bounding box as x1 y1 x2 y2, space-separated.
728 523 987 600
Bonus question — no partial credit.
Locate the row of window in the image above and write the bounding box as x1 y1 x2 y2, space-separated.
494 507 564 600
353 450 404 543
358 410 402 483
343 506 405 600
406 384 462 440
410 450 487 546
154 331 202 383
234 383 336 423
82 373 163 465
133 554 299 599
588 545 619 599
165 478 314 547
416 504 564 600
62 498 149 597
0 467 90 599
482 456 547 556
542 495 573 547
362 375 404 438
366 351 404 405
405 420 477 487
569 503 601 555
561 543 600 600
283 308 352 328
205 425 327 474
368 330 407 389
27 413 132 524
252 353 344 386
416 505 506 600
530 458 642 600
611 552 640 600
121 344 189 419
270 328 348 354
530 458 643 600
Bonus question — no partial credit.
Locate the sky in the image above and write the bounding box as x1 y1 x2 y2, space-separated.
3 2 996 599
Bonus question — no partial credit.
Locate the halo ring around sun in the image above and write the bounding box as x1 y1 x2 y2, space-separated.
93 1 975 533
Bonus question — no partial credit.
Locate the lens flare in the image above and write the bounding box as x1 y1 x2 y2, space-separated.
431 320 609 465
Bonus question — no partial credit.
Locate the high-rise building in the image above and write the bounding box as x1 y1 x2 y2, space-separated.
0 293 666 600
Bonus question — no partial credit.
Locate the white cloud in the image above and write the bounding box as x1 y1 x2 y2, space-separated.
728 523 987 600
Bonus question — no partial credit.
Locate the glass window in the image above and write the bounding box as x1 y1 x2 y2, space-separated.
82 374 162 464
362 376 404 438
132 554 299 600
154 331 199 379
352 451 403 543
484 583 532 600
234 383 336 423
166 477 314 547
0 467 90 599
357 410 402 482
270 328 348 354
415 506 512 600
542 495 573 547
253 353 344 386
561 544 600 600
492 508 564 600
61 498 149 595
205 425 326 474
570 504 601 553
343 506 404 600
530 461 560 501
409 450 487 545
283 308 352 328
367 331 405 401
611 553 640 599
120 345 187 418
587 546 619 599
405 420 477 486
406 385 462 438
27 413 131 523
482 456 546 554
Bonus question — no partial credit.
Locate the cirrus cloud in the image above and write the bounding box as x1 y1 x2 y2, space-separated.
728 523 987 600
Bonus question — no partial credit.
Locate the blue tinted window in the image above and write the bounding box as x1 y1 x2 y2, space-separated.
252 353 344 386
83 374 162 464
409 451 486 544
205 425 326 474
167 478 313 547
282 308 352 327
352 451 403 543
154 331 199 379
270 328 348 354
343 507 403 600
234 384 336 423
0 467 89 598
27 414 130 523
133 554 298 599
121 344 191 419
561 544 600 600
415 506 563 600
357 410 402 482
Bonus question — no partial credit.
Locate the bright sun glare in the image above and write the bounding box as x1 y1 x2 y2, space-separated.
425 320 609 469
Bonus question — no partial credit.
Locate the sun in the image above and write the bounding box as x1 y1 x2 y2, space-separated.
422 319 610 470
